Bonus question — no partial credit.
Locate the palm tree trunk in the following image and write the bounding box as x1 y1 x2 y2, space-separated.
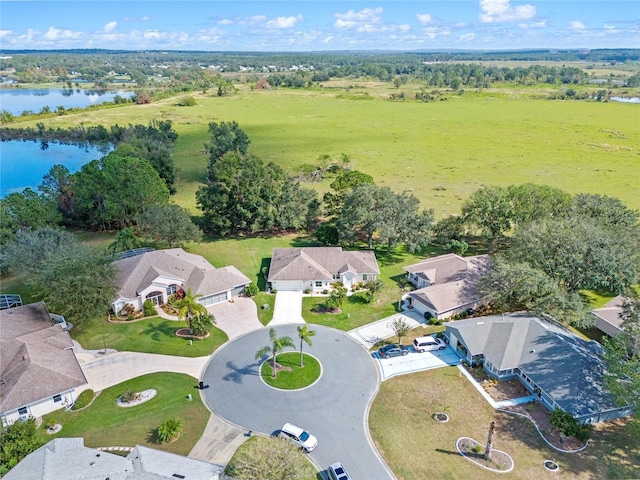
300 339 304 367
272 352 277 378
484 421 495 460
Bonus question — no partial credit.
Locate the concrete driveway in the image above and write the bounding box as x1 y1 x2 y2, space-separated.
206 296 263 339
348 311 426 348
200 325 395 480
270 291 305 325
373 346 461 381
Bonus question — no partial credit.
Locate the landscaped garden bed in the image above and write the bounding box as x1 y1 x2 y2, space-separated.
456 436 514 472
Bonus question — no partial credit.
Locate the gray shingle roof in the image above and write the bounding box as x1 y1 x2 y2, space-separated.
0 303 87 415
113 248 250 299
268 247 380 282
446 313 619 419
591 295 626 329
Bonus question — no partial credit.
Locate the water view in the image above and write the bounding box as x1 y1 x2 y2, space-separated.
0 88 134 115
0 140 107 197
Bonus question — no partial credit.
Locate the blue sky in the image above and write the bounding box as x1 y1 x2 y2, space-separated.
1 1 638 51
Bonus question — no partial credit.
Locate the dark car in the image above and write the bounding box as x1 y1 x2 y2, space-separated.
377 343 410 358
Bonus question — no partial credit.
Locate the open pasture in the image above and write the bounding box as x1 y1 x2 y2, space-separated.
39 84 639 217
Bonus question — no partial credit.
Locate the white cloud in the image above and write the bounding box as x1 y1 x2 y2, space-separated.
43 26 82 41
479 0 536 23
334 7 383 30
459 32 476 41
416 14 433 26
570 21 586 31
324 35 333 43
519 20 547 29
0 30 12 38
122 16 150 22
604 24 621 34
104 21 117 33
218 19 234 25
265 15 303 29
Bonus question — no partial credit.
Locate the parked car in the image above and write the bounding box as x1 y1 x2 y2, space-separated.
413 335 447 353
279 422 318 452
377 343 410 358
328 462 352 480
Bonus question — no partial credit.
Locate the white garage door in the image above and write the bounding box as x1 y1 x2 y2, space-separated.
273 280 304 291
199 291 228 306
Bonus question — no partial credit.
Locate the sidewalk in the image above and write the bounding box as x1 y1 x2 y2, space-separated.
189 411 249 465
348 309 426 348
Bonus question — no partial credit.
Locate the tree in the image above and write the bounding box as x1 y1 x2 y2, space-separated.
484 421 496 460
136 204 202 248
390 317 411 345
315 223 339 246
189 313 215 337
296 325 316 367
364 279 384 304
205 121 250 176
156 417 184 443
322 170 374 217
108 227 142 254
506 183 571 227
461 185 513 249
174 288 208 333
0 418 43 474
38 164 75 219
244 283 259 297
0 188 62 244
327 287 347 311
569 193 639 230
255 328 295 378
226 436 311 480
338 184 379 248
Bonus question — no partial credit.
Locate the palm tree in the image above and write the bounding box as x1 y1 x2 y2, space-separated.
174 288 208 333
255 328 295 378
190 313 215 337
390 317 411 345
297 325 316 367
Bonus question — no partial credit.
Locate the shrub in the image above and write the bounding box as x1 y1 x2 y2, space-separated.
134 92 151 104
142 299 156 317
121 390 138 403
72 389 94 410
244 283 259 297
157 417 184 443
46 418 58 429
322 289 329 295
550 408 592 441
178 96 197 106
303 288 312 294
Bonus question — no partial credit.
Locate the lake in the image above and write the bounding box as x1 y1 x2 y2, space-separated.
0 88 134 115
0 140 107 197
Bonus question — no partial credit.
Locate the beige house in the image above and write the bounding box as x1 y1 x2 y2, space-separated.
111 248 251 314
267 247 380 292
404 253 489 320
0 302 87 426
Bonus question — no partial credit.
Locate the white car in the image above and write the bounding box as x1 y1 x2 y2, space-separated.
279 422 318 452
413 335 447 353
328 462 352 480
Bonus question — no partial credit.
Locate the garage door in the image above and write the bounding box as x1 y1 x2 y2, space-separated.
231 285 245 297
199 291 228 306
273 280 304 291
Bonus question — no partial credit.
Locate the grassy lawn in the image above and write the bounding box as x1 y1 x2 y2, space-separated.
38 373 210 456
302 292 397 330
369 366 640 480
260 352 321 390
72 316 228 357
254 292 276 326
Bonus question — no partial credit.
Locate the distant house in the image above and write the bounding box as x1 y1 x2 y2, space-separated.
0 302 87 426
3 437 223 480
404 253 490 320
591 296 626 337
111 248 251 314
267 247 380 292
445 312 633 424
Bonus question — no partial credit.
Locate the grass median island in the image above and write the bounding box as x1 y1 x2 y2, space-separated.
72 317 228 357
260 352 321 390
369 366 640 479
38 373 209 456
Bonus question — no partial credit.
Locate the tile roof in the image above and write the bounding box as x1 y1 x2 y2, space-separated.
268 247 380 282
0 302 87 415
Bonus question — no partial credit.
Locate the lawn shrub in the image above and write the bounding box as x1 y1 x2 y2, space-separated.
157 417 184 444
121 390 138 403
245 283 259 297
550 408 592 441
142 299 156 317
303 288 312 294
72 389 94 410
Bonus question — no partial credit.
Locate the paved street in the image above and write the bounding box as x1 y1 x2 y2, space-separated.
200 324 395 480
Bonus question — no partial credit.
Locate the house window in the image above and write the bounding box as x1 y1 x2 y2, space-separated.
332 273 340 280
315 281 323 287
18 407 27 415
53 394 62 403
362 274 368 281
167 284 178 295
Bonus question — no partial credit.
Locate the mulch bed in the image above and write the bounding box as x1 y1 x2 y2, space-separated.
457 437 514 472
175 328 209 339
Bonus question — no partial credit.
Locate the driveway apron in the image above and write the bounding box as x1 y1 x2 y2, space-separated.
206 296 263 339
200 325 395 480
270 291 305 325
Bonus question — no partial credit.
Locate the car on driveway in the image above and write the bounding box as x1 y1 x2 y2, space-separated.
413 335 447 353
377 344 410 358
328 462 352 480
279 422 318 452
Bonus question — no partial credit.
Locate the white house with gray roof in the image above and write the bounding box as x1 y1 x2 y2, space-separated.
445 312 633 424
3 437 223 480
111 248 251 314
404 253 489 320
267 247 380 292
591 295 626 337
0 302 87 426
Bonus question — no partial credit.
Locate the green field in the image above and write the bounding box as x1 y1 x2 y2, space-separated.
30 83 639 218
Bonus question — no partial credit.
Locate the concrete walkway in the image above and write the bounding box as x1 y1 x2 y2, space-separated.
270 291 305 325
206 296 263 339
189 410 249 465
348 310 426 348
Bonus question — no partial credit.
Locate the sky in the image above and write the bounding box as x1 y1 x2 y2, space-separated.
0 1 638 52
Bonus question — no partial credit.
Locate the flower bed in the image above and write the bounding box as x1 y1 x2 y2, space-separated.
175 328 210 340
117 389 157 408
456 437 514 473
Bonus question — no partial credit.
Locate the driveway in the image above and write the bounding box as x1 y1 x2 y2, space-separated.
206 296 263 339
373 346 461 381
348 311 425 348
200 325 395 480
270 291 305 325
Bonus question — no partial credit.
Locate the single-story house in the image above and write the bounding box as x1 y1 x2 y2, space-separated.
404 253 490 320
0 302 87 427
111 248 251 314
591 295 626 337
267 247 380 292
445 312 633 424
3 437 223 480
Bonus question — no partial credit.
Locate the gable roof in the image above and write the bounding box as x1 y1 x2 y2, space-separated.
446 313 619 419
591 295 626 333
0 302 87 415
113 248 250 299
407 254 489 314
268 247 380 282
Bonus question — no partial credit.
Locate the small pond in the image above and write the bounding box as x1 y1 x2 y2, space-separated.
0 88 134 115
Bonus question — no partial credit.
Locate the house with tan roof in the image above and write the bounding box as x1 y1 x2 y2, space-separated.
267 247 380 292
0 302 88 426
591 295 626 337
111 248 251 314
404 253 490 320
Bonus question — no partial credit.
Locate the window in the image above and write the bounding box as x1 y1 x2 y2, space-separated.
362 274 368 281
53 394 62 403
167 284 178 295
315 281 323 287
332 273 340 280
18 407 27 415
